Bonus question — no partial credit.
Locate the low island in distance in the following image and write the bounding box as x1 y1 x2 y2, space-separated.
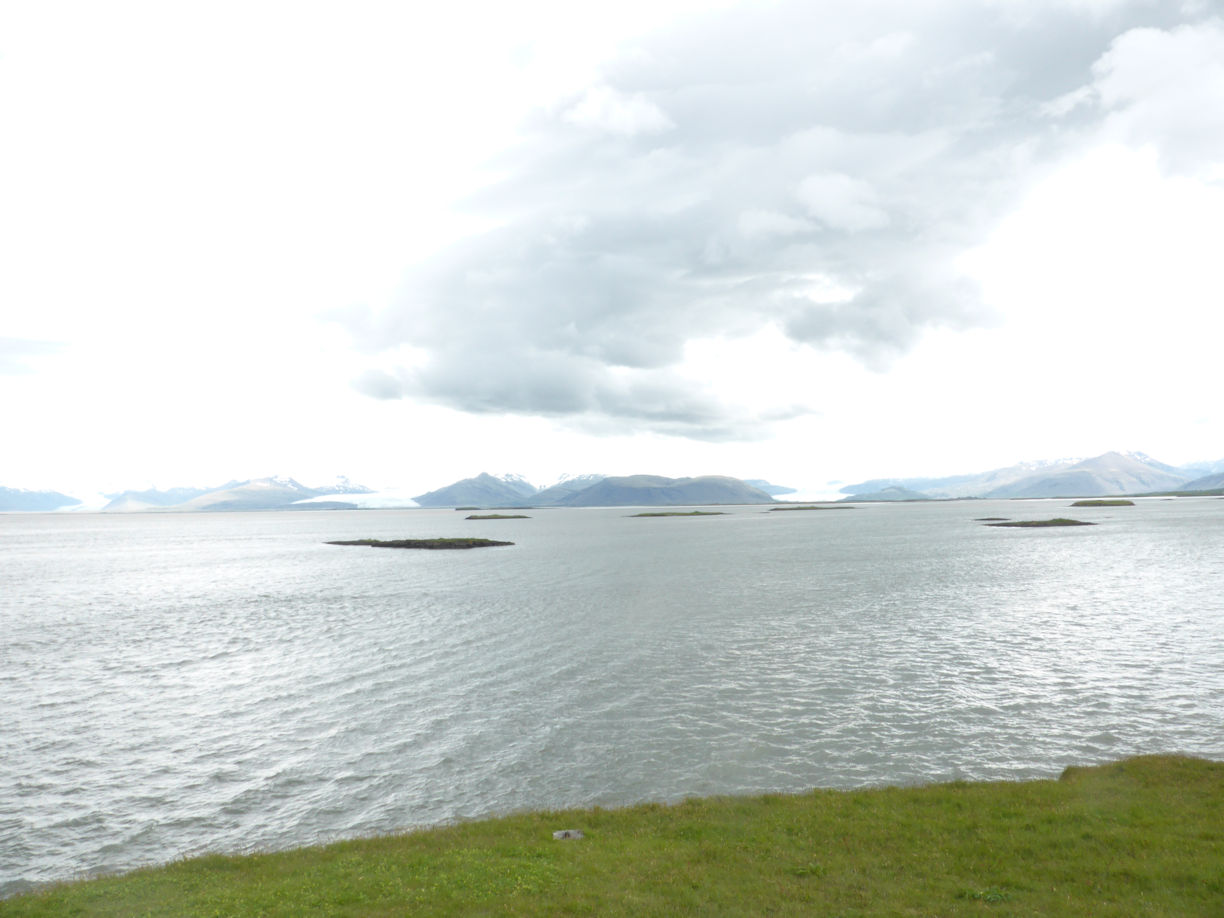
984 518 1095 528
769 504 855 511
326 538 514 549
629 510 726 517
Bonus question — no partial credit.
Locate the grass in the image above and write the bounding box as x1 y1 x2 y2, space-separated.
325 538 514 549
465 514 531 520
1070 499 1134 507
629 510 726 517
984 518 1095 528
5 756 1221 917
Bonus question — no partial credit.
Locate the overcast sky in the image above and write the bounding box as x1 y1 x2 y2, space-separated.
2 0 1222 498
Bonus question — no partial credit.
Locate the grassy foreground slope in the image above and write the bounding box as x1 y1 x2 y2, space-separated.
5 756 1221 917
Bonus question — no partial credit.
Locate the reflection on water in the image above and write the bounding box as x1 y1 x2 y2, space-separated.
2 499 1222 895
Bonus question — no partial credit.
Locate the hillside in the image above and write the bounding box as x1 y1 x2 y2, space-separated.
531 474 607 505
840 458 1083 500
102 486 218 512
842 451 1203 500
1178 471 1224 492
176 477 327 511
555 475 774 507
413 473 538 508
984 451 1189 498
841 485 930 502
744 479 797 497
0 486 81 512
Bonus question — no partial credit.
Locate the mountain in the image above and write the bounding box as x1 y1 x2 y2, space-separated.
554 475 775 507
412 473 538 508
744 479 797 497
1175 457 1224 479
984 452 1189 498
840 458 1082 500
102 486 217 512
177 477 328 511
0 486 81 512
1177 472 1224 492
841 485 930 502
531 474 608 505
841 451 1196 500
98 477 378 512
311 476 376 495
411 472 776 507
497 473 537 496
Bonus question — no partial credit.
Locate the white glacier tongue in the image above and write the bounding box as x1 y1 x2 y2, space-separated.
310 476 372 495
294 490 419 508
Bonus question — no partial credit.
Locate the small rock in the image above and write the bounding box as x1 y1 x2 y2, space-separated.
552 829 584 840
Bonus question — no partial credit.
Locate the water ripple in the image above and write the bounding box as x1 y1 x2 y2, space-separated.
2 501 1223 895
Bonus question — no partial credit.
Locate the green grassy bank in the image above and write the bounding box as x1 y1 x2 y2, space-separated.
5 756 1221 917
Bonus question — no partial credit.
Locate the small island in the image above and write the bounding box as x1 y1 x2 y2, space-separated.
465 514 530 520
984 518 1095 528
629 510 725 517
326 538 514 549
975 517 1010 521
1070 499 1134 507
769 505 854 511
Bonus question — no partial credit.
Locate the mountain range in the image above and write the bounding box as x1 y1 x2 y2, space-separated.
411 472 539 508
838 451 1224 500
3 450 1223 512
0 477 377 513
411 473 776 507
0 486 83 512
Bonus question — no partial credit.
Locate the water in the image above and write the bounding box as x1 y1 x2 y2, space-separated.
3 499 1223 896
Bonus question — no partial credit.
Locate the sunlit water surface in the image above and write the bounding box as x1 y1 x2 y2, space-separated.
3 499 1223 895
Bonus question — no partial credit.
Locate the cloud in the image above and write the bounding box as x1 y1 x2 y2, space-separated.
797 173 890 232
1089 21 1224 175
0 338 62 374
346 1 1213 439
785 268 988 369
736 209 815 239
563 85 675 136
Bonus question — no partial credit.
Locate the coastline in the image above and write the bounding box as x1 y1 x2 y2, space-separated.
6 756 1221 916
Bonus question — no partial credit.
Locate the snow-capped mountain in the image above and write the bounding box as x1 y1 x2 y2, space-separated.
413 473 538 508
495 473 539 498
0 486 81 512
531 474 607 504
842 451 1201 500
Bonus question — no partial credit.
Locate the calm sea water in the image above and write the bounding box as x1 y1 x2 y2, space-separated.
3 499 1223 896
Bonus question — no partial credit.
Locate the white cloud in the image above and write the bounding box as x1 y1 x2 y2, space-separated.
956 142 1224 463
3 0 1223 494
563 85 675 135
796 173 891 232
1090 21 1224 175
736 209 814 238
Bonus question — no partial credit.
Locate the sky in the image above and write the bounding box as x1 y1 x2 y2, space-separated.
2 0 1222 500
